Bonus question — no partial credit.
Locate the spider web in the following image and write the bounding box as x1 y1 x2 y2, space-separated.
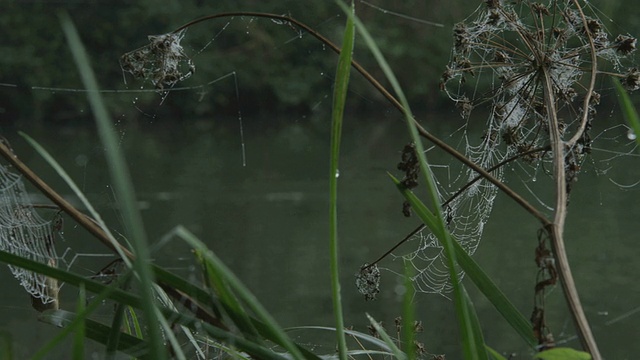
401 0 638 295
0 162 61 305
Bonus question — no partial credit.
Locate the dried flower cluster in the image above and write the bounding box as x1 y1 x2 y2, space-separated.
355 263 381 301
397 142 420 217
440 0 637 186
120 29 195 91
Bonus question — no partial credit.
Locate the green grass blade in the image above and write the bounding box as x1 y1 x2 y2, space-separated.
338 1 485 354
59 12 165 359
486 346 508 360
329 2 355 360
106 274 134 359
389 174 484 358
533 347 592 360
461 287 488 360
389 174 536 347
0 249 288 359
401 259 416 360
453 238 536 346
612 78 640 147
0 331 12 360
31 269 137 360
167 226 307 360
72 283 86 360
8 134 219 353
126 305 143 339
19 132 133 265
194 249 262 342
0 250 142 309
39 310 149 359
365 313 407 360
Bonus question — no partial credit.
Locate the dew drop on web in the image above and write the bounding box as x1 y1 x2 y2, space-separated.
627 128 637 140
335 169 340 178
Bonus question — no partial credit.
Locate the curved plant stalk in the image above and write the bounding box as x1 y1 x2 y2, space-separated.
166 11 548 226
338 3 486 356
534 1 601 356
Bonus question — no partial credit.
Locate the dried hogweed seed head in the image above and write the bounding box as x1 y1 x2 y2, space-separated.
120 29 195 91
356 263 381 301
623 68 640 91
614 34 637 55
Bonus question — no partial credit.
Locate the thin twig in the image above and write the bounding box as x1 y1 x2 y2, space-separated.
171 12 549 226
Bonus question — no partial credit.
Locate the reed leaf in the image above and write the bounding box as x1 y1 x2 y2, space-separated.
59 12 165 359
39 310 149 359
612 78 640 147
72 284 86 360
166 226 309 360
389 174 536 347
329 2 355 360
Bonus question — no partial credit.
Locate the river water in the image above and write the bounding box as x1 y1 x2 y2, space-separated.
0 114 638 358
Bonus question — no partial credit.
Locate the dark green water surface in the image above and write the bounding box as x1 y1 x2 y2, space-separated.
0 115 638 358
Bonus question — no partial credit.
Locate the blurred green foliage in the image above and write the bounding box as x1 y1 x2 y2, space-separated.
1 0 637 124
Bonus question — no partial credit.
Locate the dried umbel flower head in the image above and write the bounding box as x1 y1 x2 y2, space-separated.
120 29 195 91
615 34 638 55
439 0 638 160
355 263 381 301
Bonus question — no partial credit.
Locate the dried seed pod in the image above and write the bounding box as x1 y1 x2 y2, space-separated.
356 263 381 301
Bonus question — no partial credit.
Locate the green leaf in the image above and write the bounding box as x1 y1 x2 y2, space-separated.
612 77 640 147
389 174 486 358
389 174 535 348
366 313 407 360
401 260 416 360
166 226 310 360
329 3 355 360
59 12 165 359
72 284 86 360
40 310 149 359
485 346 508 360
194 249 262 342
533 347 592 360
0 331 13 360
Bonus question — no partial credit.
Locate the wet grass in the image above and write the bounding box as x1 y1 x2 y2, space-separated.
3 1 637 359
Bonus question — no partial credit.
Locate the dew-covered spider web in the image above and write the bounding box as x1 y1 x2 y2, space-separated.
0 162 61 305
393 0 639 296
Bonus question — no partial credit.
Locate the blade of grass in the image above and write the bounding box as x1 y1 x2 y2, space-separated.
366 313 406 360
59 12 165 359
612 78 640 147
461 286 488 357
72 283 86 360
106 275 134 360
20 133 225 328
166 226 308 360
390 172 486 359
32 269 138 360
0 331 12 360
1 250 287 360
389 174 536 347
194 249 262 342
19 132 133 265
336 1 485 356
401 259 416 360
40 310 150 359
329 2 355 360
486 346 508 360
